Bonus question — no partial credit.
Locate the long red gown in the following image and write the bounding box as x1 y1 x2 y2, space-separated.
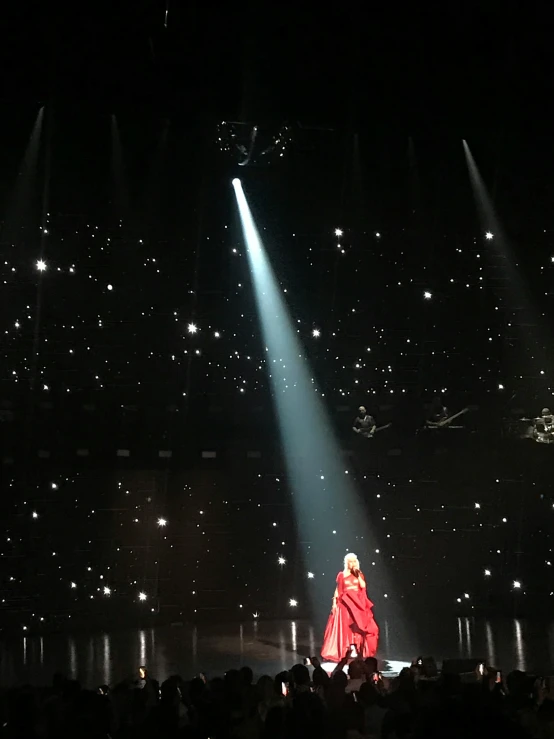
321 571 379 662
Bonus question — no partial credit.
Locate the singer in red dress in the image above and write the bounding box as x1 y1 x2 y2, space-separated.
321 553 379 662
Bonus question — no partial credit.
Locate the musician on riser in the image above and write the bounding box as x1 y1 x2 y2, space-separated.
426 396 449 426
353 406 377 438
425 397 470 429
533 408 554 443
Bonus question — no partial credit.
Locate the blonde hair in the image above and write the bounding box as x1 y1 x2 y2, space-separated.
343 552 359 570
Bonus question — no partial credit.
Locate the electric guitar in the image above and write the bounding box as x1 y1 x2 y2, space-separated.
353 423 392 438
425 408 469 428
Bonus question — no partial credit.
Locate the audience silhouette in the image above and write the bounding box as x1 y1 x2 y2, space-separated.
0 656 550 738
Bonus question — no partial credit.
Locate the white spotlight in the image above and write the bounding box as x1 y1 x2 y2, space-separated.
232 178 241 187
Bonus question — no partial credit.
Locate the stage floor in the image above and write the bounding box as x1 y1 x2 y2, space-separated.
1 616 553 688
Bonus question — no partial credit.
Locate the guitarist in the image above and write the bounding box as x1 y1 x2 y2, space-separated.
353 406 377 438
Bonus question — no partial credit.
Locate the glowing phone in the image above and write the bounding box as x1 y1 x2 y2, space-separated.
281 682 288 697
139 666 147 680
478 663 485 676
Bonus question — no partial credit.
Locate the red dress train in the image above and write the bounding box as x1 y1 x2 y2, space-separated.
321 571 379 662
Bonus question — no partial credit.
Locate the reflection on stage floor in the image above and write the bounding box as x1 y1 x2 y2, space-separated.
1 616 553 688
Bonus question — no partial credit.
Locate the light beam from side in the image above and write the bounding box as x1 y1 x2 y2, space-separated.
110 115 130 218
462 140 551 392
232 178 393 625
0 106 44 245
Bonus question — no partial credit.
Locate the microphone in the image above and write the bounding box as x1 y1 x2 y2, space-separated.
352 568 360 578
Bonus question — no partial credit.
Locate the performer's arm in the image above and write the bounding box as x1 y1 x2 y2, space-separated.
358 571 366 589
333 572 344 607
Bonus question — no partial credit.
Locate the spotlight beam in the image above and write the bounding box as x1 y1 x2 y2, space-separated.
0 106 44 244
462 140 551 387
232 179 390 620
